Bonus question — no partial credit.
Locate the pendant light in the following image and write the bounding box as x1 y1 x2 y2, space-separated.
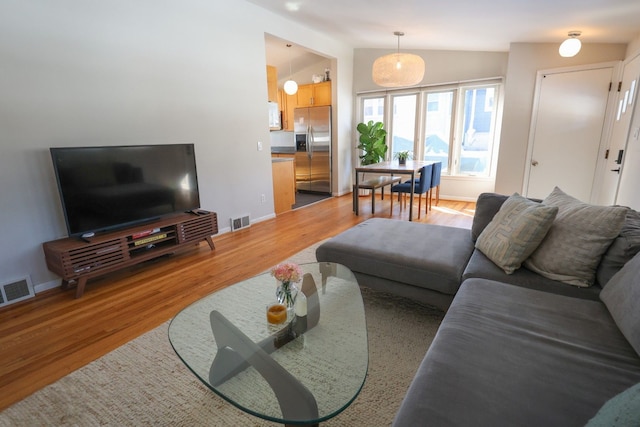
372 31 425 88
283 44 298 95
559 31 582 57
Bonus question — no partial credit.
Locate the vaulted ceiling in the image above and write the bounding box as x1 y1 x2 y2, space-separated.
255 0 640 72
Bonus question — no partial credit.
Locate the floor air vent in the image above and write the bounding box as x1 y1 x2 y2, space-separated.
230 215 250 232
0 276 35 307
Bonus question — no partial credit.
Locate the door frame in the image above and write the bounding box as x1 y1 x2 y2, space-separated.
614 50 640 209
523 61 622 202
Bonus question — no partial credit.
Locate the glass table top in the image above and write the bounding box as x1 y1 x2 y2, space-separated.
168 262 368 425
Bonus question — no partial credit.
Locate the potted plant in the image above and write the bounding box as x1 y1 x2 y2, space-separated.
357 121 388 166
356 121 388 195
394 150 412 165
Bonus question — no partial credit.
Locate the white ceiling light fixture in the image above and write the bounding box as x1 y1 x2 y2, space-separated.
283 44 298 95
559 31 582 57
372 31 425 88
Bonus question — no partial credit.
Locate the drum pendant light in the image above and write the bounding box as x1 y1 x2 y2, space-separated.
559 31 582 57
283 44 298 95
372 31 425 88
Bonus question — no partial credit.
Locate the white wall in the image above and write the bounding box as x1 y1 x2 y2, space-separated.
495 42 628 195
627 33 640 57
0 0 354 292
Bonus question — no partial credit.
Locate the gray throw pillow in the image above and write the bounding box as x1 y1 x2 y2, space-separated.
524 187 628 287
476 194 558 274
597 208 640 287
600 251 640 356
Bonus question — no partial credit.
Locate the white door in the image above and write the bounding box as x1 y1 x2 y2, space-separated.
524 65 616 201
616 56 640 209
601 54 640 206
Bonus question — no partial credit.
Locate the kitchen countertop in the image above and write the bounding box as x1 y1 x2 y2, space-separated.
271 157 293 162
271 146 330 153
271 146 296 154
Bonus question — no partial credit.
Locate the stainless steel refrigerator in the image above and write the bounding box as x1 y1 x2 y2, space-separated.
293 105 332 194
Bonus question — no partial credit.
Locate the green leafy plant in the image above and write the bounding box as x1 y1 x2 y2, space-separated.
394 151 412 162
357 121 388 165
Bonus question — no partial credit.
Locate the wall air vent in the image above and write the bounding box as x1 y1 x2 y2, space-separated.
230 215 251 232
0 276 35 307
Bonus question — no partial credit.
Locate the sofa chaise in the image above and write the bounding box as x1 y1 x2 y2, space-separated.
316 188 640 425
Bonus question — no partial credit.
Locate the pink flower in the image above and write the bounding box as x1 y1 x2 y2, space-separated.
270 262 302 284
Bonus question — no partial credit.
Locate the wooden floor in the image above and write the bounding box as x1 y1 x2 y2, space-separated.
0 193 475 411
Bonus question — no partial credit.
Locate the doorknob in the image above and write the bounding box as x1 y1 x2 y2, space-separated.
611 168 621 173
531 160 539 166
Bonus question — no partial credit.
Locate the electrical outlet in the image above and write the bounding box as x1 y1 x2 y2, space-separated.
261 194 266 203
257 141 263 151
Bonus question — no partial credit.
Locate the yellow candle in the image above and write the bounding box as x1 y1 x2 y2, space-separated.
267 303 287 324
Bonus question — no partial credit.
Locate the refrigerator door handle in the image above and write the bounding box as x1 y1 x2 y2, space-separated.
307 125 313 159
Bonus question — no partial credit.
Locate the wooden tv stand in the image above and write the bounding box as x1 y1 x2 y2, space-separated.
43 211 218 298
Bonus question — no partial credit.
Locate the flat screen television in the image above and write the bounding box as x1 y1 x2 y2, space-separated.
50 144 201 237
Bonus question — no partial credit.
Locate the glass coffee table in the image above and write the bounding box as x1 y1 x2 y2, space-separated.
168 262 368 426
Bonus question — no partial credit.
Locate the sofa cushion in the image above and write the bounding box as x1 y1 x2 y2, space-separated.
463 250 601 300
392 279 640 427
476 193 558 274
524 187 628 287
600 251 640 356
315 218 474 295
597 208 640 287
586 382 640 427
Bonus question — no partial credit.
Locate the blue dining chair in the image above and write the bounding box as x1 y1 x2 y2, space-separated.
405 162 442 211
429 161 442 211
390 164 433 219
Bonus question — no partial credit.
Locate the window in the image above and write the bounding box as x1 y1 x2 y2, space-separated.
361 97 385 125
424 91 453 173
358 81 502 177
391 94 417 159
457 86 498 176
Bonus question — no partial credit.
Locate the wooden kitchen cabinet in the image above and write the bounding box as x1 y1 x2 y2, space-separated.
272 158 296 214
266 65 278 103
296 81 331 107
278 89 297 131
280 81 331 130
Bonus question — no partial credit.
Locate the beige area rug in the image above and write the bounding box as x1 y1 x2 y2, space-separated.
0 243 444 427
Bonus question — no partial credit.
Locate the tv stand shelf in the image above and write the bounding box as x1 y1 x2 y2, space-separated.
43 212 218 298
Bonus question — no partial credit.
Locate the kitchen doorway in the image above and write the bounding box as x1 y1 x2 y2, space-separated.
293 193 331 209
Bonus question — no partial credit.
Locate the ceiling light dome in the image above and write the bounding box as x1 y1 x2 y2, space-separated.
284 79 298 95
372 32 425 88
559 31 582 57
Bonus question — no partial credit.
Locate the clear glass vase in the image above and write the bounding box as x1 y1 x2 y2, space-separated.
276 281 298 309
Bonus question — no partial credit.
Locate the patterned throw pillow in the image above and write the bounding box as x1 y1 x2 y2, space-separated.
586 382 640 427
476 194 558 274
524 187 628 287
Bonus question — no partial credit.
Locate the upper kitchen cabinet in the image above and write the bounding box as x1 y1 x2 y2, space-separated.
266 65 278 103
296 81 331 107
279 89 297 131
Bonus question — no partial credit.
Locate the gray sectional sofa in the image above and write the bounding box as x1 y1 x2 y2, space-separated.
316 189 640 426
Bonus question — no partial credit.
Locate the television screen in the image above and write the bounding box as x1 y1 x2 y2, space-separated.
50 144 201 237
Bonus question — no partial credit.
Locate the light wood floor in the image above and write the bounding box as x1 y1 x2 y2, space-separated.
0 193 475 411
